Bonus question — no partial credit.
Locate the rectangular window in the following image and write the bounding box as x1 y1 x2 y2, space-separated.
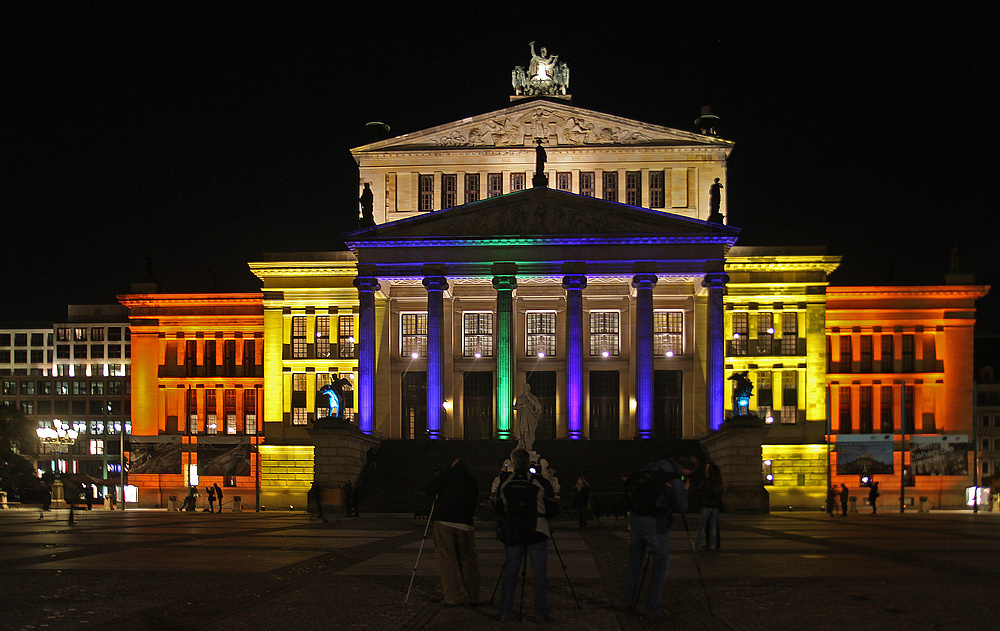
590 311 620 356
20 400 34 415
243 339 256 376
463 312 494 357
487 173 503 198
74 328 87 342
56 380 69 395
579 172 595 197
731 313 749 356
31 333 44 346
14 333 27 346
185 340 197 376
90 328 104 342
107 327 121 341
526 311 557 357
464 173 480 203
0 349 8 362
757 370 773 419
903 385 914 433
90 381 104 395
204 340 216 376
510 172 526 192
20 380 35 395
625 171 641 206
441 174 457 208
653 310 684 356
90 420 104 435
14 349 27 363
187 388 198 434
73 381 87 395
38 380 52 395
840 336 853 373
30 349 44 363
107 380 122 395
90 439 104 456
419 174 434 211
56 328 69 342
74 345 87 359
838 387 852 433
860 336 873 373
859 385 873 433
338 315 355 359
56 345 70 359
292 407 309 426
902 335 915 372
556 172 571 192
291 316 308 359
781 312 798 355
206 389 218 434
881 335 894 372
756 313 773 355
602 171 618 202
107 344 122 359
401 313 428 358
649 170 665 208
224 389 237 434
244 389 257 435
224 340 236 376
292 373 308 426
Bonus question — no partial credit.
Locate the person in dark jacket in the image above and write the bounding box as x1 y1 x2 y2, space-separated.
868 481 880 515
840 483 850 516
213 483 223 513
573 477 591 528
426 458 481 606
695 462 723 550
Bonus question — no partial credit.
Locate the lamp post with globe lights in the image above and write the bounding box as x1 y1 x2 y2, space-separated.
36 419 79 508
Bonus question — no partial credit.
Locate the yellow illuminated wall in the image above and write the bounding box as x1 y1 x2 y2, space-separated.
259 444 314 509
762 444 829 509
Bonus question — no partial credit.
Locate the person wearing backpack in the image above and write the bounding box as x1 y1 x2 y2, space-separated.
496 448 557 622
426 458 481 606
621 456 696 617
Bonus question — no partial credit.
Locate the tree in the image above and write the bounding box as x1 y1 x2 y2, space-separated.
0 404 42 498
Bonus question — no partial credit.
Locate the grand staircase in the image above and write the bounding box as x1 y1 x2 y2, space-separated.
357 438 706 515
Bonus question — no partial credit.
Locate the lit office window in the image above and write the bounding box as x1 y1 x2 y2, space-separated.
526 312 556 357
224 389 237 434
463 312 493 357
654 311 684 356
590 311 619 356
401 313 428 358
244 389 257 435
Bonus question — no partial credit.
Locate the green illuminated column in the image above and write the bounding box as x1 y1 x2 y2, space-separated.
493 272 517 439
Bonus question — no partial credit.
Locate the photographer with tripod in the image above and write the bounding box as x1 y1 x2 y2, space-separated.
495 449 558 622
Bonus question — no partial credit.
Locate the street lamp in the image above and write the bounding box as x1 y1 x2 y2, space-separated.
36 419 79 509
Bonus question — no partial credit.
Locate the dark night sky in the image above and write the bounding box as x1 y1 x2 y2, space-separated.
4 3 997 332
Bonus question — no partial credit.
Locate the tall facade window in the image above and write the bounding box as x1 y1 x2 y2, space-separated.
107 327 121 341
487 173 503 198
315 316 331 359
880 385 893 432
840 336 853 372
419 174 434 211
463 312 493 357
649 170 665 208
338 315 355 359
441 174 457 208
526 311 556 357
756 313 773 355
244 389 257 435
401 313 428 358
291 316 307 359
56 328 69 342
838 387 852 433
292 372 307 426
464 173 480 203
653 310 684 356
90 328 104 342
757 370 773 419
556 172 571 192
185 340 198 376
731 312 749 356
880 335 894 372
590 311 620 356
204 340 216 377
625 171 641 206
860 335 873 372
602 171 618 201
187 389 198 434
243 339 256 376
781 370 799 424
859 385 873 432
510 172 526 192
781 312 798 354
74 328 87 341
579 172 595 197
224 340 237 376
224 389 237 434
902 335 915 372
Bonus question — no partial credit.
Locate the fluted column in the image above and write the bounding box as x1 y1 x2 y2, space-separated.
493 273 517 439
703 272 730 431
633 273 658 438
563 273 587 439
353 276 380 435
423 275 448 439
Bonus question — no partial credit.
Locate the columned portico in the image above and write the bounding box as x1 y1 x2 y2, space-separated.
703 271 729 431
354 275 380 435
562 270 587 439
632 272 658 438
492 267 517 439
422 275 448 438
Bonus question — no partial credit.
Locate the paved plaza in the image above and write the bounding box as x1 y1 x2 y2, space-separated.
0 506 996 631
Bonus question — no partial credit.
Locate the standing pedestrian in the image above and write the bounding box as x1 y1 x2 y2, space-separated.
496 449 557 622
826 484 837 517
868 481 880 515
573 477 591 529
620 456 696 616
695 463 724 550
426 458 481 606
839 483 850 516
344 480 356 517
85 485 93 511
214 483 223 513
206 485 216 513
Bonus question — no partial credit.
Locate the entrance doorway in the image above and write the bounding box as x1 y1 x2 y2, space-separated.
589 370 619 440
401 372 427 439
526 371 556 440
463 371 493 440
654 370 683 438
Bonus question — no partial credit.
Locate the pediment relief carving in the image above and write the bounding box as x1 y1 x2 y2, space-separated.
430 106 653 147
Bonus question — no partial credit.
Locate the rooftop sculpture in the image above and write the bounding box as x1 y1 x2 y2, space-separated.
512 41 569 96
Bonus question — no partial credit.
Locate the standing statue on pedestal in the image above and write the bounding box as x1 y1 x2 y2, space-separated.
318 376 353 420
514 383 542 453
708 177 725 223
359 182 375 228
532 138 548 188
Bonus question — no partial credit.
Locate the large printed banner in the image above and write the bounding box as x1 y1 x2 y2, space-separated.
836 434 894 475
910 435 969 475
197 438 251 477
129 436 182 474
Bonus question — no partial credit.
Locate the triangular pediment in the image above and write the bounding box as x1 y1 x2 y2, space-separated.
352 99 732 153
345 188 738 244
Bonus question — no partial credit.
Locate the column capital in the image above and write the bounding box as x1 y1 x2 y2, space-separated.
354 276 381 292
702 272 730 289
422 276 449 291
492 275 518 292
562 274 588 291
631 273 658 290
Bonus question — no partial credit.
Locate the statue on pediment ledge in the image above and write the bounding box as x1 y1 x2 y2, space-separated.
513 41 569 96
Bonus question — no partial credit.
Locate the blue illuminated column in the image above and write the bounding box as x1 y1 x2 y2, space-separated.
703 272 729 431
562 273 587 439
354 275 380 435
423 275 448 439
493 273 517 439
633 273 658 439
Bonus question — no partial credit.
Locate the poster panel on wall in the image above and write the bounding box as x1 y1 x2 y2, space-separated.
910 435 969 475
836 434 894 475
197 439 251 477
128 436 182 474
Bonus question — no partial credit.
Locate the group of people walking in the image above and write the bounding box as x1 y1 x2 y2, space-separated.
420 450 725 622
827 481 880 516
